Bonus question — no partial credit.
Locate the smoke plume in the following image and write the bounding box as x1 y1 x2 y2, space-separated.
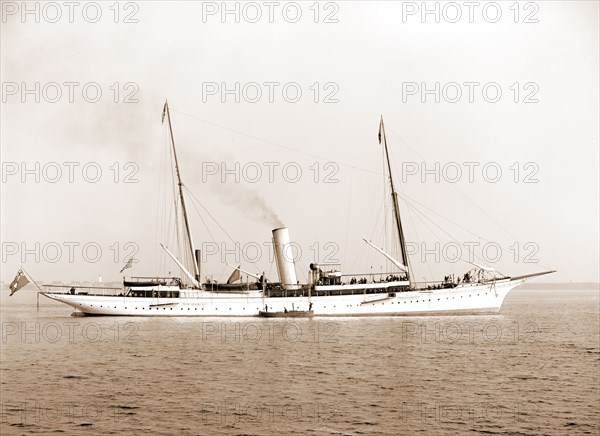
212 181 284 228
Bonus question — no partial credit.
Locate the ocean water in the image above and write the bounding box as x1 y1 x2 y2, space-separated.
1 289 598 435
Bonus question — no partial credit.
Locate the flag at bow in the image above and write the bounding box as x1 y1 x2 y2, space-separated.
378 116 384 144
227 265 241 284
9 269 30 296
120 257 134 273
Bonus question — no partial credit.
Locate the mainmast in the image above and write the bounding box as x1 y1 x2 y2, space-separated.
379 116 411 282
162 101 199 281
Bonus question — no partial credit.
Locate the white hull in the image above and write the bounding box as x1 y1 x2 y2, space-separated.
42 279 522 317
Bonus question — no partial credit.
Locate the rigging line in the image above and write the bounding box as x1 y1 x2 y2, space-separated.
381 142 389 255
158 128 173 275
185 190 217 244
406 194 554 273
382 143 403 274
162 130 172 274
405 199 477 255
163 175 176 275
368 184 387 242
349 222 373 273
267 261 274 282
167 198 177 259
400 193 492 243
386 131 409 263
170 107 381 175
155 128 167 271
405 204 458 277
370 141 390 270
171 196 180 259
167 139 181 260
350 182 376 270
356 190 391 273
183 186 237 245
161 130 169 271
386 126 523 243
404 200 507 277
404 191 433 282
386 142 551 269
398 190 554 272
400 187 551 273
382 202 390 265
351 184 381 271
343 167 354 267
366 202 391 273
349 183 381 272
218 263 229 282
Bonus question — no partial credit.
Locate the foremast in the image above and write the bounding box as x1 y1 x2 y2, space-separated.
379 116 411 284
162 101 199 282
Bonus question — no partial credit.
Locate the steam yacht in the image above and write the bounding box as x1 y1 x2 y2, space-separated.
40 102 554 316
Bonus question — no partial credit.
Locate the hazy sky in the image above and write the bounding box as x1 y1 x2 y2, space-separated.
1 1 598 285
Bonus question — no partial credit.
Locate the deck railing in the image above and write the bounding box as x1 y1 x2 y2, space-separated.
43 285 124 297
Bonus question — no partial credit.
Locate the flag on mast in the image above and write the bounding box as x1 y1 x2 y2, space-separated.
378 116 384 144
9 269 30 296
227 265 241 284
120 257 134 273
